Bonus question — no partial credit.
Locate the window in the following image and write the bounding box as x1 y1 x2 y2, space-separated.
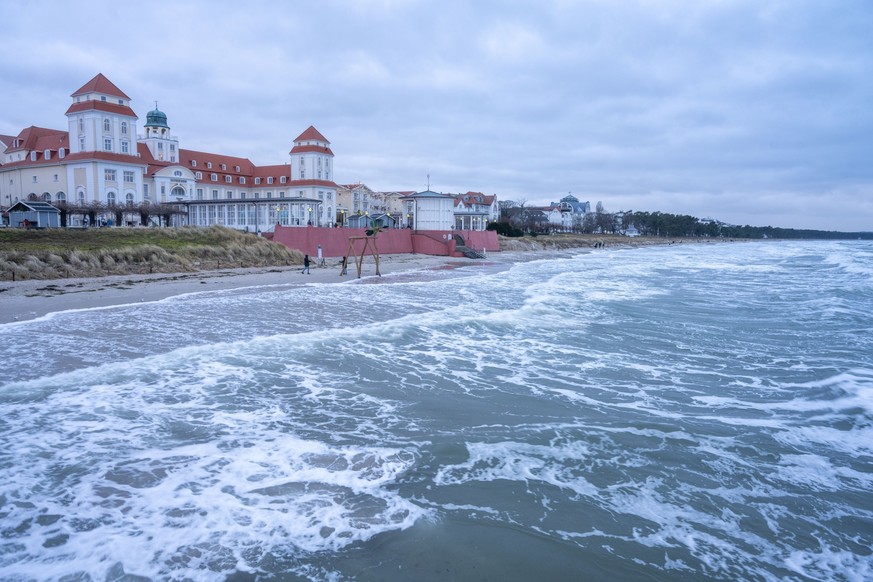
239 177 245 184
101 96 107 102
78 191 85 204
207 162 212 169
123 171 135 183
173 170 182 177
254 177 261 185
212 189 219 200
79 137 85 151
107 191 116 206
104 138 112 151
267 177 273 184
196 188 204 200
211 173 217 181
103 118 110 132
121 141 129 154
225 175 231 183
32 175 37 183
280 176 287 184
44 149 51 159
279 191 285 198
191 160 197 167
227 191 234 199
157 142 163 150
143 184 149 198
220 164 226 170
53 174 59 182
59 148 65 159
195 172 202 179
121 121 127 134
240 192 247 200
126 193 134 205
57 192 66 204
170 144 175 152
266 192 272 199
234 165 240 172
78 118 84 132
105 169 117 182
31 151 37 161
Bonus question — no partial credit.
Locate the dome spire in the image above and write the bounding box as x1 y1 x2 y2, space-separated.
145 103 169 129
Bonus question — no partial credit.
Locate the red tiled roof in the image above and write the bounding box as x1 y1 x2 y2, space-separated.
454 191 497 208
71 73 131 100
179 148 255 175
289 144 334 156
4 126 67 153
293 125 329 144
65 100 138 118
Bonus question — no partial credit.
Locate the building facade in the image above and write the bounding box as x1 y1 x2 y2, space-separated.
1 74 337 230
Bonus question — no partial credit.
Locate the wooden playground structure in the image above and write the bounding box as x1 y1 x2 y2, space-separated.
341 234 381 278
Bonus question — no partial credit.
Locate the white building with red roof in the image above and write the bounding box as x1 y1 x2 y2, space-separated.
1 74 337 230
452 191 499 230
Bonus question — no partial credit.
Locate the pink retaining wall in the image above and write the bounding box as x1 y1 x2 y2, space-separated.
272 227 498 258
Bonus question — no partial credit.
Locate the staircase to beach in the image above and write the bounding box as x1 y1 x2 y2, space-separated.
455 245 486 259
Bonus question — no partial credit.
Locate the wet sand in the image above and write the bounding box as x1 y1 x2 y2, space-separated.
0 254 475 324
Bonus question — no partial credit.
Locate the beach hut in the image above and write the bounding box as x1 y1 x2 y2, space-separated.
6 200 61 228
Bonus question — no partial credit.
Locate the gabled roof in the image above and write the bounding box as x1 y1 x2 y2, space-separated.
71 73 131 100
454 191 496 208
8 200 60 213
293 125 329 144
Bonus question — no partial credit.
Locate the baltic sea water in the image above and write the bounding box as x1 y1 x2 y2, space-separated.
1 240 871 581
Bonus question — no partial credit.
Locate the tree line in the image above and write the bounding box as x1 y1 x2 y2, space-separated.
492 200 872 240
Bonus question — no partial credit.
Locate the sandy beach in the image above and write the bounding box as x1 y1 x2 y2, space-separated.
0 237 734 325
0 253 481 324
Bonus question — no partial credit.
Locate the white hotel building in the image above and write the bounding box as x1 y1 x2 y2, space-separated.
0 74 337 230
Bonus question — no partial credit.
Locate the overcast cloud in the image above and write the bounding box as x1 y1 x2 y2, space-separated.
2 0 871 231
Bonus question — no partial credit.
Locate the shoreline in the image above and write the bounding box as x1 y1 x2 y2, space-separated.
0 238 732 324
0 253 486 324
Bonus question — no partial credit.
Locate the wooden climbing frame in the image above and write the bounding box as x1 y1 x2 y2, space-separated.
342 235 381 278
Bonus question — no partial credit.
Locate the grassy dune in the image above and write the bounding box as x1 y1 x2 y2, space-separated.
0 226 303 281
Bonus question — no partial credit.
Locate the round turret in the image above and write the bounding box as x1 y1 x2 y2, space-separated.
145 106 169 129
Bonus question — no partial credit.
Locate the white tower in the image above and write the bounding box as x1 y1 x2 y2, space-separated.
141 104 180 163
65 73 139 156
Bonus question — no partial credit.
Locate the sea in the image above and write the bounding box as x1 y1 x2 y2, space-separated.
1 239 871 581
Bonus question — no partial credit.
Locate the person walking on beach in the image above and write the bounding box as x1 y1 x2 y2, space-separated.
302 254 311 274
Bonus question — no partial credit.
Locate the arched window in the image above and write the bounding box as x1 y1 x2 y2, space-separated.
57 192 66 204
103 118 110 132
107 191 116 206
126 192 135 206
42 192 51 202
121 121 128 134
77 190 85 205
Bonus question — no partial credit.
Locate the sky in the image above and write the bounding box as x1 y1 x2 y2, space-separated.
1 0 871 231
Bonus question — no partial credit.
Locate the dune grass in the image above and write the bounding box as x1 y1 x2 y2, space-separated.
0 226 303 280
